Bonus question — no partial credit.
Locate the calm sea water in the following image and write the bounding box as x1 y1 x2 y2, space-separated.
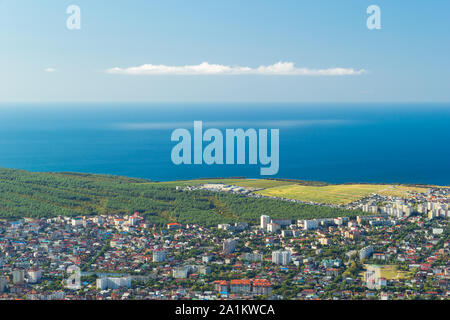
0 103 448 185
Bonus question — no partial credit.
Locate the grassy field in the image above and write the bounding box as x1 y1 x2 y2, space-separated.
364 265 412 280
255 184 429 205
379 265 412 280
377 185 430 197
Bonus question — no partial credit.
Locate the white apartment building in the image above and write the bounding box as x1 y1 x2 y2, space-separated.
12 270 25 284
303 219 319 230
173 266 189 279
96 276 131 290
272 250 291 265
267 222 281 233
27 269 42 284
0 276 7 293
153 249 166 262
223 239 237 255
260 215 270 230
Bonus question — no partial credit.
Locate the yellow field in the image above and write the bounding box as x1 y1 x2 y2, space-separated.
255 184 429 205
148 178 432 204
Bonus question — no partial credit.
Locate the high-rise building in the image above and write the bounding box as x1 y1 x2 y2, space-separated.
27 269 42 284
364 269 377 289
260 215 270 230
303 219 319 230
96 277 131 290
360 246 374 260
267 222 280 233
108 277 131 289
173 266 189 279
0 276 7 293
223 239 237 255
129 217 138 226
272 251 291 265
71 218 83 227
241 252 263 262
153 249 166 262
12 270 25 284
93 216 105 225
281 251 291 265
96 277 108 290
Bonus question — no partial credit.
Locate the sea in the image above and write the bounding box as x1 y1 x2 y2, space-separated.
0 103 448 185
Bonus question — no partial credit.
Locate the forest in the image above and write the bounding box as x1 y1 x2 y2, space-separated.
0 168 366 226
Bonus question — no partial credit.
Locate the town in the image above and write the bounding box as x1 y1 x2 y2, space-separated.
0 184 448 300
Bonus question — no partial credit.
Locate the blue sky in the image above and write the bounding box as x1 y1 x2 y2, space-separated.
0 0 449 103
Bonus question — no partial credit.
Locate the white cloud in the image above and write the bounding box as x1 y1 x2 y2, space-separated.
44 68 57 73
106 62 365 76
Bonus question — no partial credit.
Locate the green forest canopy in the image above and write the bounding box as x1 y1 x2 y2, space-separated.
0 168 367 226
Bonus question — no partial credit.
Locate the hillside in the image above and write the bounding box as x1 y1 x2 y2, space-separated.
0 168 364 226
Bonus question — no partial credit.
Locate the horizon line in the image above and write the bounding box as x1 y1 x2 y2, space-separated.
1 101 450 105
